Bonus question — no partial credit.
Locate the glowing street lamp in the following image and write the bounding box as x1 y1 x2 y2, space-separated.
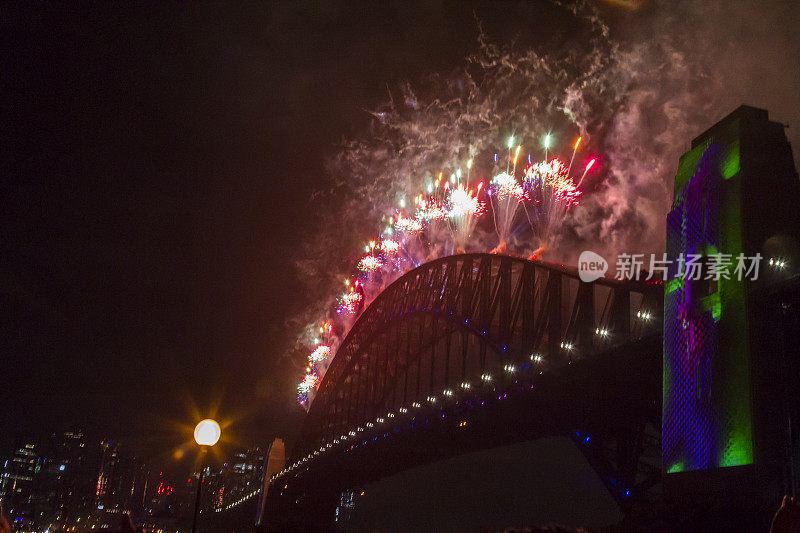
194 419 221 446
192 419 220 533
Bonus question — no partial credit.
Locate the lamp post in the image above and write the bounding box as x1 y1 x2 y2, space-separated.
192 419 220 533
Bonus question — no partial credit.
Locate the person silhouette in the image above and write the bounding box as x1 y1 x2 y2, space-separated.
120 513 144 533
771 495 800 533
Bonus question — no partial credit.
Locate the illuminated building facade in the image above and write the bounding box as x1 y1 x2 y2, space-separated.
206 446 267 512
0 439 41 527
663 106 800 497
37 428 94 526
93 440 146 522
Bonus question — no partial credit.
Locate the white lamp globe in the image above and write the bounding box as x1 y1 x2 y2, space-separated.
194 419 221 446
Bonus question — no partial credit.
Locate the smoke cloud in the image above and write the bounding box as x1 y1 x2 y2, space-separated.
289 0 800 391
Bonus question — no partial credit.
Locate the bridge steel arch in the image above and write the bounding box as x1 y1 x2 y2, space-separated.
262 254 665 528
295 253 662 459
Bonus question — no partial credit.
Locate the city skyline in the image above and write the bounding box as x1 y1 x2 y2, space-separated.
0 424 270 530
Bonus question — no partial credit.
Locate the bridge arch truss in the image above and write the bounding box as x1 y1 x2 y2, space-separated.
297 253 662 458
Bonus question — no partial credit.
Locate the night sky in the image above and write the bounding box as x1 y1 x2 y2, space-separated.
1 1 586 464
3 0 799 470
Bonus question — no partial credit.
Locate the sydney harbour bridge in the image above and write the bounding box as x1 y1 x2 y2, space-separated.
231 253 666 528
212 106 800 531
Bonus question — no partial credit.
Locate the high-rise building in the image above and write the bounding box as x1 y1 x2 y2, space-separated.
1 431 158 530
35 428 94 527
0 438 42 528
93 440 146 523
206 446 266 512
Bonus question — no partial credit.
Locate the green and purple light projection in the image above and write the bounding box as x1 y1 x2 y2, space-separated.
663 115 753 474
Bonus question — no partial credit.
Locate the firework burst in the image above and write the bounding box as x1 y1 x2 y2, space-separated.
414 196 449 222
379 238 400 254
447 185 486 252
394 213 424 235
295 136 599 408
357 255 383 272
309 344 331 363
523 156 587 249
488 170 529 250
336 290 363 316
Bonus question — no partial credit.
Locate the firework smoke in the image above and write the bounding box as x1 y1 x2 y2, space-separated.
290 0 800 408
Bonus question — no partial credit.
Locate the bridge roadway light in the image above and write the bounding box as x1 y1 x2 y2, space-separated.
192 419 220 533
